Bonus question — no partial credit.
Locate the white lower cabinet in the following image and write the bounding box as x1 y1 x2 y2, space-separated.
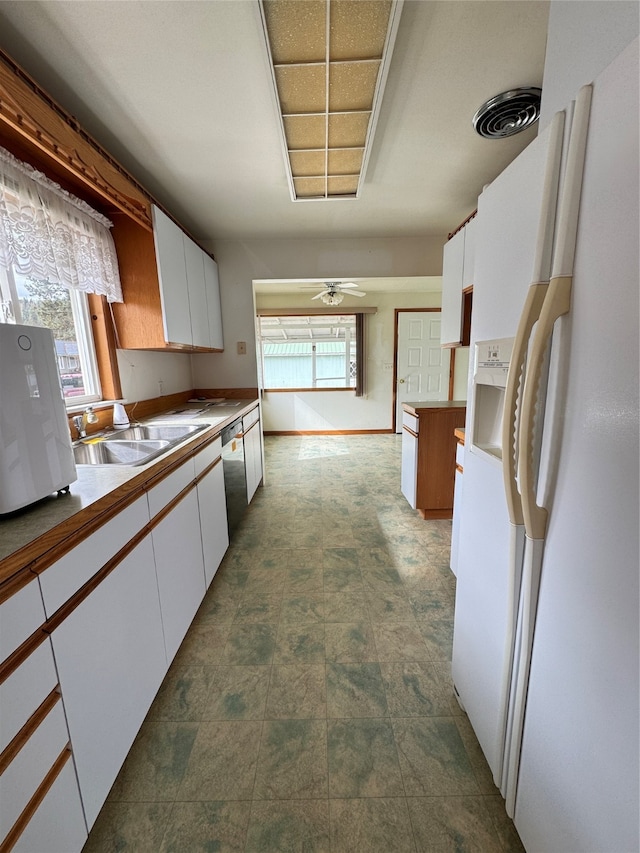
401 418 419 509
50 535 167 830
195 443 228 587
150 488 206 663
244 416 263 504
12 757 87 853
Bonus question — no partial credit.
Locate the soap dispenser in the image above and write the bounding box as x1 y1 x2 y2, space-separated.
113 402 130 429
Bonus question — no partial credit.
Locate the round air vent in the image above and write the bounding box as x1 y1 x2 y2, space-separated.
473 87 542 138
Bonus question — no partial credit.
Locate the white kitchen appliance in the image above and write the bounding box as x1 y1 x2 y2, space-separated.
452 38 638 853
0 323 77 514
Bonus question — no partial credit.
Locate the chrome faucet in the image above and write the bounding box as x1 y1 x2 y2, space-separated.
72 406 99 438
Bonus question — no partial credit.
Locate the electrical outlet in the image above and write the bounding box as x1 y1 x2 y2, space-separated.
237 341 247 355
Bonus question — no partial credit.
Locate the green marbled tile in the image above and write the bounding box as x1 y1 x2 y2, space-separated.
84 801 170 853
147 665 217 722
323 591 370 623
160 801 250 852
280 594 325 623
249 551 290 572
327 718 404 797
325 621 378 663
366 589 415 622
285 548 323 568
391 717 480 796
202 665 270 720
350 526 389 548
177 721 262 801
454 714 499 795
372 622 430 662
234 594 282 624
290 523 324 548
408 588 455 620
193 592 240 625
253 719 328 799
274 622 326 664
108 722 198 802
322 528 358 548
231 526 263 549
484 795 527 852
329 797 415 853
326 662 388 718
245 800 330 853
322 548 360 571
417 617 455 661
407 796 503 853
172 622 231 667
222 623 277 665
260 527 297 549
265 664 326 719
362 566 404 590
355 546 395 568
208 567 249 592
399 563 447 590
284 566 324 593
243 567 287 594
220 548 260 571
381 661 455 716
322 565 363 592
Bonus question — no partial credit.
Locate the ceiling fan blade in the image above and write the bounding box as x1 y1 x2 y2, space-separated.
310 292 325 300
339 282 359 288
346 290 366 297
299 285 329 289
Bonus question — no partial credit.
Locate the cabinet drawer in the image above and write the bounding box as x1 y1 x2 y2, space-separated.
147 457 196 518
194 436 222 477
402 411 419 433
39 495 150 618
0 578 46 661
0 638 58 753
243 406 260 430
12 756 87 853
0 698 69 844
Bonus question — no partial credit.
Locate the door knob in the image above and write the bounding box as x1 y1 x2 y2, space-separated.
399 378 405 384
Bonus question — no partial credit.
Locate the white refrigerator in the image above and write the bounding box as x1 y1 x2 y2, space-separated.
452 37 638 853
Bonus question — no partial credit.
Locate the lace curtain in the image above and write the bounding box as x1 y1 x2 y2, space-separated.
0 145 123 302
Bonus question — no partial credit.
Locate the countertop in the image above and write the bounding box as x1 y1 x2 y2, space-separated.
0 399 258 583
402 400 467 414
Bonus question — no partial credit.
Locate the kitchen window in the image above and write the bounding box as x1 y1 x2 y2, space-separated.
257 313 365 394
0 145 123 406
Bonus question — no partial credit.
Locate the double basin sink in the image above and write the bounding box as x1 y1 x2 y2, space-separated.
73 423 210 467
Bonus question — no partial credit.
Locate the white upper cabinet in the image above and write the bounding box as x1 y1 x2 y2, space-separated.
203 253 224 351
441 218 475 347
152 205 192 347
151 204 224 350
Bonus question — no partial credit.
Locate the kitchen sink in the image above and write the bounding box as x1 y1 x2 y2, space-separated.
104 423 208 443
73 422 211 466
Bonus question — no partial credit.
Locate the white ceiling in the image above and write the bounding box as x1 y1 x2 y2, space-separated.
0 0 549 249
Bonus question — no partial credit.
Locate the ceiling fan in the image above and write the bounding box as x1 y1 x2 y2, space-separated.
300 281 367 306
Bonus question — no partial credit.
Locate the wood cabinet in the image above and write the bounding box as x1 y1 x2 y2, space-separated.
400 401 466 519
441 216 475 348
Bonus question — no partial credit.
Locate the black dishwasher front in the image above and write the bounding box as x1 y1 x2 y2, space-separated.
221 417 248 538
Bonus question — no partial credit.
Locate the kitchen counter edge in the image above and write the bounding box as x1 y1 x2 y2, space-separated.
0 400 258 586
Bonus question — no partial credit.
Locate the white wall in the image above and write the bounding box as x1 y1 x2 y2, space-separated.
116 349 193 403
256 289 441 432
540 0 639 127
191 235 445 391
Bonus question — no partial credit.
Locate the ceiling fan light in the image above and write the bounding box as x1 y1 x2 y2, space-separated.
320 291 344 306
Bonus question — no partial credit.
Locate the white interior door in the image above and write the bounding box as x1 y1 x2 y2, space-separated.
395 311 450 431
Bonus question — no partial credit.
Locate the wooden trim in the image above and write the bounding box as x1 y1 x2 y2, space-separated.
263 429 393 435
461 286 473 347
0 688 60 775
0 744 72 853
0 569 37 606
87 295 122 402
447 209 477 241
147 480 196 529
456 463 464 474
418 507 454 520
0 629 49 686
195 455 222 484
402 425 419 439
264 387 354 393
194 388 259 400
448 347 456 401
392 308 441 433
454 427 465 444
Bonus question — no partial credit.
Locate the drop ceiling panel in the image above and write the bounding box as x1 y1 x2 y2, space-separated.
329 61 381 111
263 0 326 63
284 115 326 150
290 150 326 177
328 112 371 147
275 64 327 114
328 148 363 175
330 0 392 60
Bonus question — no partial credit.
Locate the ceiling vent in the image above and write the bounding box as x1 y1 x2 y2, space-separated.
472 87 542 139
259 0 404 201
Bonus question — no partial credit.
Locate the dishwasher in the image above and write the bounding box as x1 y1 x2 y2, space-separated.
221 417 247 538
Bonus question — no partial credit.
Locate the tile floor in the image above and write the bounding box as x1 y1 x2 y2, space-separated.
83 434 525 852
